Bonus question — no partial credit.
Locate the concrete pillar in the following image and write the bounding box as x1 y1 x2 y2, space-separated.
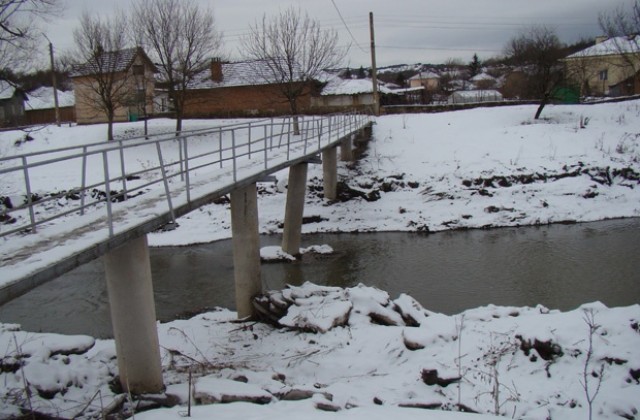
104 235 163 394
322 147 338 201
230 183 262 319
282 163 308 256
340 136 353 161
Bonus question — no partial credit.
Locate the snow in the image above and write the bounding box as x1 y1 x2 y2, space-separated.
0 80 17 100
321 78 393 96
408 71 440 80
25 87 75 110
1 101 640 418
470 73 495 82
1 283 638 419
566 35 640 58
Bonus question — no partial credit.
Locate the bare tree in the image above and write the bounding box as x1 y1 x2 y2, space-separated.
599 0 640 43
0 0 59 76
242 7 345 131
0 0 56 42
599 1 640 89
133 0 222 134
71 12 133 140
505 25 564 119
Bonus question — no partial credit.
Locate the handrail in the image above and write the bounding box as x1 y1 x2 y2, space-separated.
0 113 371 240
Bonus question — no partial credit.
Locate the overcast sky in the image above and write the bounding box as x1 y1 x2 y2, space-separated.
41 0 632 68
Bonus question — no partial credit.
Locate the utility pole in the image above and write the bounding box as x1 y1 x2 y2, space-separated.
369 12 379 116
45 35 61 127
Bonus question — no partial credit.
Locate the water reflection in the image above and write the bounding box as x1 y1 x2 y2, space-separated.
0 218 639 338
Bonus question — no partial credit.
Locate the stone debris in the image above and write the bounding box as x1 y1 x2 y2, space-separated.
253 282 431 332
193 377 273 405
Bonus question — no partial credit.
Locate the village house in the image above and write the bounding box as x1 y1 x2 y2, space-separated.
408 70 440 91
0 81 26 127
70 47 157 124
25 86 76 125
312 77 400 112
470 72 497 90
563 35 640 97
180 59 318 118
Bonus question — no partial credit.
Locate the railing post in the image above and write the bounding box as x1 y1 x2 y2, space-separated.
102 151 114 238
21 156 37 233
287 124 291 161
80 146 88 215
118 140 127 201
264 126 268 170
248 122 252 159
232 129 237 182
178 136 185 182
155 142 176 223
269 118 274 150
183 136 191 203
219 130 223 168
286 118 291 149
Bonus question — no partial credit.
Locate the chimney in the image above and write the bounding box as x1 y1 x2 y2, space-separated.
211 58 223 82
595 36 608 44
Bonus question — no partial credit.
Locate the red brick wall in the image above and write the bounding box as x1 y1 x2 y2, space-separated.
183 83 314 118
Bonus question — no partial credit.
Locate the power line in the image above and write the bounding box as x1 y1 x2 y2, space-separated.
330 0 367 53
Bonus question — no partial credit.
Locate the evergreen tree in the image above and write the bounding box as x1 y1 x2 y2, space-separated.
344 67 352 79
468 53 481 78
357 66 366 79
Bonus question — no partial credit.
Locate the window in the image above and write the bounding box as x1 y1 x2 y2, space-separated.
599 69 608 81
135 88 146 103
133 65 144 76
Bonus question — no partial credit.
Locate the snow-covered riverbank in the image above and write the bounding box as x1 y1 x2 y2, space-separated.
1 101 639 419
1 283 639 419
146 101 640 246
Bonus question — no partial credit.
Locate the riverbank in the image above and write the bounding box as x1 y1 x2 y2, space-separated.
1 283 638 419
147 101 640 246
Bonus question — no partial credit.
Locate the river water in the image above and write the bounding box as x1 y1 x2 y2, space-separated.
1 218 639 338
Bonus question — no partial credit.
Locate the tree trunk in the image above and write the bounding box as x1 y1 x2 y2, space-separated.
290 98 300 135
107 110 115 141
175 108 183 135
534 94 550 120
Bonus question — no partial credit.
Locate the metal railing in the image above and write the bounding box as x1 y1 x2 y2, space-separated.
0 113 371 239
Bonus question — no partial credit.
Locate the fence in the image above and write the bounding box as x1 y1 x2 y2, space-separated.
0 113 371 240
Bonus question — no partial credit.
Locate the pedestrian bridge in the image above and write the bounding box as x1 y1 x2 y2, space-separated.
0 113 372 393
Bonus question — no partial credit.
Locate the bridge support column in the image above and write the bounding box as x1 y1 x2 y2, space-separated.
340 136 353 161
282 163 308 257
322 147 338 201
103 235 163 394
230 183 261 319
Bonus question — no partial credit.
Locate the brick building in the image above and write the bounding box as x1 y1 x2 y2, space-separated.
180 59 316 118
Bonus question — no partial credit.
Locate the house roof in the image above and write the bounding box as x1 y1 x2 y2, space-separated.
566 35 640 59
70 47 156 78
408 71 440 80
471 72 495 82
25 87 75 110
320 77 393 96
0 80 16 100
188 59 309 90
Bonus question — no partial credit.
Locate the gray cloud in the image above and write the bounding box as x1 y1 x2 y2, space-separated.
43 0 631 68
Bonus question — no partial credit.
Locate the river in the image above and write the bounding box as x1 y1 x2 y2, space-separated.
1 218 639 338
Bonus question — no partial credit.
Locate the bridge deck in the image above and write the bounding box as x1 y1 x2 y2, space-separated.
0 115 372 304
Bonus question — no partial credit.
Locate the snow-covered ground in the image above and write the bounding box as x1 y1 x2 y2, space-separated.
1 101 639 419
